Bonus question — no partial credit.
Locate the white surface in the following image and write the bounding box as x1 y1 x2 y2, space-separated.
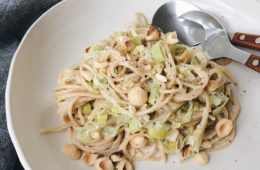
5 0 260 170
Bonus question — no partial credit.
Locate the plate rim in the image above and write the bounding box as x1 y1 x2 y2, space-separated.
5 0 67 169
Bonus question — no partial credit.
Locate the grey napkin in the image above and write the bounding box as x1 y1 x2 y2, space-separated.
0 0 61 169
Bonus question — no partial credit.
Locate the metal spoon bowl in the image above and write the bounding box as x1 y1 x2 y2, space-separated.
180 11 249 62
152 1 205 46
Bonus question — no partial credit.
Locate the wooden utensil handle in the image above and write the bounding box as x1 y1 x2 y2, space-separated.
231 32 260 50
245 54 260 73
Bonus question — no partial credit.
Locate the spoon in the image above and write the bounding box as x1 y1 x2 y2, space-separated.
180 10 260 73
152 1 205 46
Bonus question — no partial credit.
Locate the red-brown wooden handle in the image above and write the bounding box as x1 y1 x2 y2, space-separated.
245 54 260 73
231 32 260 51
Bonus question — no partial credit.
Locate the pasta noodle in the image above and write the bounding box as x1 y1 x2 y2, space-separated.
43 13 240 169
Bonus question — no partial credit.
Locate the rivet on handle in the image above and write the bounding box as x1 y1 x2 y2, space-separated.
239 34 245 41
252 59 259 66
255 37 260 44
245 54 260 73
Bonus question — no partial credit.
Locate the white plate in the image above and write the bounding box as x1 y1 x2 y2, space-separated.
6 0 260 170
